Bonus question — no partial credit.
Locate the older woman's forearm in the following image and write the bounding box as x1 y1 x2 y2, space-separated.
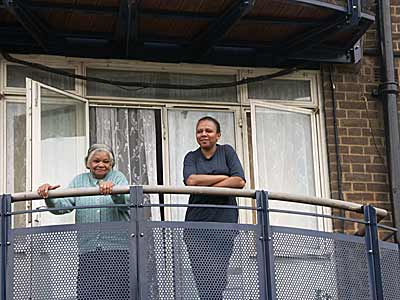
212 176 245 188
186 174 229 186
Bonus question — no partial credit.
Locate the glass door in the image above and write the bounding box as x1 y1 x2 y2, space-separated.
26 78 89 226
251 101 322 230
166 109 236 221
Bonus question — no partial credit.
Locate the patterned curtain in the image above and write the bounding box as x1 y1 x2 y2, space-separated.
89 107 158 218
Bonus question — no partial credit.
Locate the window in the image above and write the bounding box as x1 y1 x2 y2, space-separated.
246 73 329 230
6 64 76 90
86 68 238 103
26 79 89 226
0 57 328 230
89 106 161 220
248 78 312 102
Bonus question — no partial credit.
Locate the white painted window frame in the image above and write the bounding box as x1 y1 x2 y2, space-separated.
0 55 330 229
26 78 90 193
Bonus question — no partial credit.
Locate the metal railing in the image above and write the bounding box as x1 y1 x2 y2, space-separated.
1 186 399 300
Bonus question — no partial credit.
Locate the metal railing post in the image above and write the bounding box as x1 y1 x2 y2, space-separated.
129 185 144 300
364 205 384 300
0 194 11 300
256 190 276 300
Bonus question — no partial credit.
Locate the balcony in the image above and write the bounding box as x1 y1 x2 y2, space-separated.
1 186 399 299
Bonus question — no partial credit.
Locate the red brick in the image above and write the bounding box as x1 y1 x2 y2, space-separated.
344 173 372 182
353 183 366 191
350 146 363 154
341 137 369 145
339 119 368 127
342 155 371 164
366 164 387 173
366 183 389 192
352 164 365 172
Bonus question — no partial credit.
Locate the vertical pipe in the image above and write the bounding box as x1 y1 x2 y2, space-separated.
256 190 276 300
364 205 384 300
328 66 345 232
377 0 400 242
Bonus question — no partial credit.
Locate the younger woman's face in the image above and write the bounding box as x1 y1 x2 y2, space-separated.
196 120 221 150
87 151 113 179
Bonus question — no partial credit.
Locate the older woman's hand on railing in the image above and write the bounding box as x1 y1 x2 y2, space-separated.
37 183 61 198
98 181 114 195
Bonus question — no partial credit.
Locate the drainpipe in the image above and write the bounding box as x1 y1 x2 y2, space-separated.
376 0 400 242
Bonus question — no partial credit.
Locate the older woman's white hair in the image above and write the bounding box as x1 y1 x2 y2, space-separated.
85 144 115 168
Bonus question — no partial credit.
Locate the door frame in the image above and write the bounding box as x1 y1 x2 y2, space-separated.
250 100 331 231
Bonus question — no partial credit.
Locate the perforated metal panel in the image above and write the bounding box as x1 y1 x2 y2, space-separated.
272 228 371 300
140 223 262 299
379 242 400 300
9 223 132 300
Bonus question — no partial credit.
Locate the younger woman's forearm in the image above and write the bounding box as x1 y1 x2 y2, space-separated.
186 174 229 186
212 176 245 188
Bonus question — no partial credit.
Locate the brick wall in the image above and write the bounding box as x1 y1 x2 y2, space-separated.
322 59 392 235
321 1 400 238
321 1 400 237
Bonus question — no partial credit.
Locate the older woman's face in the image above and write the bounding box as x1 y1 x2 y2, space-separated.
87 151 113 179
196 119 221 150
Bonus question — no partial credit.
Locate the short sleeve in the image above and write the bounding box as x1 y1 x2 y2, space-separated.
224 145 246 181
183 151 197 185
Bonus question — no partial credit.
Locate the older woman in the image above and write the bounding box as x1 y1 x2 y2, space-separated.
37 143 129 222
37 144 129 300
183 116 246 299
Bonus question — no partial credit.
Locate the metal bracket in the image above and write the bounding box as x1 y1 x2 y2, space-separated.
378 81 399 96
347 0 362 26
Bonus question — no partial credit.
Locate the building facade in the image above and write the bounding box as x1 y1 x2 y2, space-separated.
0 1 398 238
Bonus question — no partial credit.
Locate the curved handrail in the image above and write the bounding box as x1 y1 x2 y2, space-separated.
9 185 388 219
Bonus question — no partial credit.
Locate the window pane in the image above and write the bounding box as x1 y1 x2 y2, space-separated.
167 110 236 221
248 79 311 101
6 102 26 228
37 88 87 226
86 68 238 102
40 88 87 186
6 65 75 89
6 102 26 193
254 106 317 229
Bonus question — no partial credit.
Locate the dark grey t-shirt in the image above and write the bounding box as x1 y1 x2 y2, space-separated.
183 144 246 223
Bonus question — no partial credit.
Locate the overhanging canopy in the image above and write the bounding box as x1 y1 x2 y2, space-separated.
0 0 375 67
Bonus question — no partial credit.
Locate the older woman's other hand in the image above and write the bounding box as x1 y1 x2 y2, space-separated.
37 183 61 198
99 181 114 195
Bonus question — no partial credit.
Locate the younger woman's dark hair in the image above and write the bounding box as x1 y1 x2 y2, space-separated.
197 116 221 133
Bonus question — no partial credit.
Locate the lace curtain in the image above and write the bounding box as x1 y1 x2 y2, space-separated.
89 107 159 219
254 105 318 229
